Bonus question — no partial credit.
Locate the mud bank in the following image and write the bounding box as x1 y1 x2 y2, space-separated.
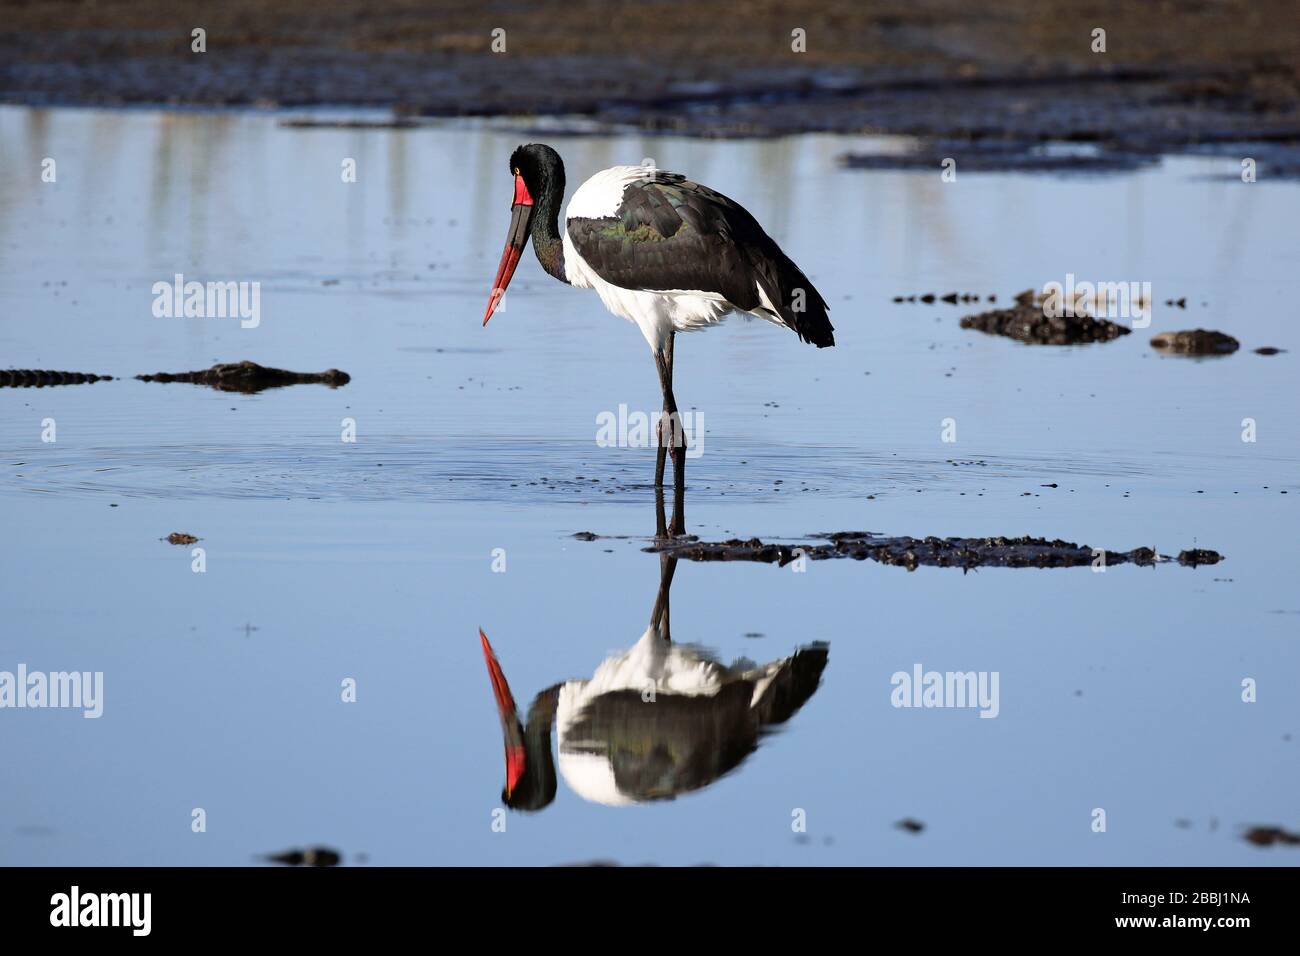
644 533 1222 571
2 1 1297 164
842 140 1162 174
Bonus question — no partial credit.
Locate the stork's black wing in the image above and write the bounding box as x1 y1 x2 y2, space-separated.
567 172 834 348
562 682 761 801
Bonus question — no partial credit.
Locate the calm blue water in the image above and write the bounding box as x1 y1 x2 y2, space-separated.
1 107 1297 865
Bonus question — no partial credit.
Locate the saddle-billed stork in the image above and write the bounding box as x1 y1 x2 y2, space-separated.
482 144 834 536
479 554 830 810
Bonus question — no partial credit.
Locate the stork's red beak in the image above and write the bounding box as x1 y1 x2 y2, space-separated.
480 629 527 796
482 175 535 326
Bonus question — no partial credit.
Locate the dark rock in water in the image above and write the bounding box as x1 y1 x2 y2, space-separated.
1242 826 1300 847
1254 346 1284 355
164 532 200 545
263 846 342 867
648 532 1221 572
1150 329 1239 354
559 859 624 867
960 290 1131 345
572 531 600 541
896 819 925 834
136 361 350 393
0 369 113 387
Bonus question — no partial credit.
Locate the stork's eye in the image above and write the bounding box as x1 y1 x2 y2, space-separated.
513 167 521 175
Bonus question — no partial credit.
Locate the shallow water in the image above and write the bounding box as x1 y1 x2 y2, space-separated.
1 107 1297 865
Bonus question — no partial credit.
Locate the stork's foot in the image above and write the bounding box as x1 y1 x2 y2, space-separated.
655 514 685 540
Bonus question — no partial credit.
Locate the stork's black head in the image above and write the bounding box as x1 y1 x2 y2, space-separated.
483 144 568 325
480 630 559 812
508 143 564 212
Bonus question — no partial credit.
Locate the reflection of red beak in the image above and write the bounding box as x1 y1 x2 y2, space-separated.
480 629 526 796
482 175 535 326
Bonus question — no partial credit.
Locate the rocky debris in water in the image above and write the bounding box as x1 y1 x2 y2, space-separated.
570 530 647 542
960 290 1131 345
0 369 114 387
892 292 989 304
262 846 342 867
1254 346 1284 355
896 819 925 834
1150 329 1240 354
164 532 200 545
645 532 1222 572
1242 826 1300 847
136 361 350 393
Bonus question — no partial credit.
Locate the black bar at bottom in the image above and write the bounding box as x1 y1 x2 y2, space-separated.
0 866 1285 940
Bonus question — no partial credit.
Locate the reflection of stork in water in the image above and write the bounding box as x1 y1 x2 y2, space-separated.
480 507 829 810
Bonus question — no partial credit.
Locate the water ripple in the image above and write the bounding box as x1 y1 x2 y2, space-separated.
1 438 1192 504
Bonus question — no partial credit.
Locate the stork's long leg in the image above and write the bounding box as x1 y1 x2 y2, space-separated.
653 335 686 537
650 553 677 642
669 441 685 537
654 333 675 489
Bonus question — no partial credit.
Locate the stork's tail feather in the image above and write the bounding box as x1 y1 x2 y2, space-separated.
753 252 835 349
790 295 836 349
751 642 830 727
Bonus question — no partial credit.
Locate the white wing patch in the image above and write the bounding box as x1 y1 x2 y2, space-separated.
556 750 637 807
565 165 650 219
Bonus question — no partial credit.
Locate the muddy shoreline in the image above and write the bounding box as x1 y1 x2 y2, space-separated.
2 1 1298 168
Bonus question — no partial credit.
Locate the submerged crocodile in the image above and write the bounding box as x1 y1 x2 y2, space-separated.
1150 329 1240 355
0 369 114 387
135 361 350 393
960 289 1131 345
